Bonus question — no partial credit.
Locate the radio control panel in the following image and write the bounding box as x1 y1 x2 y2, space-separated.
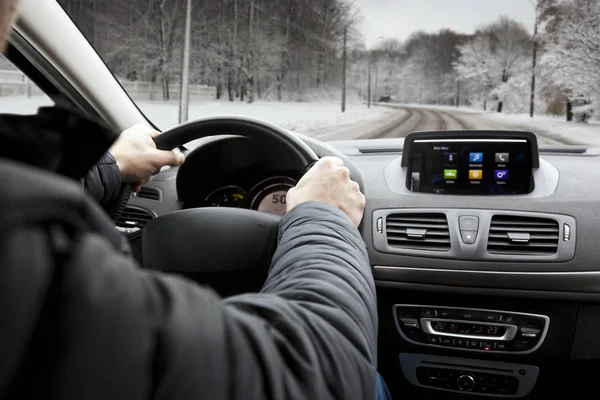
394 304 549 354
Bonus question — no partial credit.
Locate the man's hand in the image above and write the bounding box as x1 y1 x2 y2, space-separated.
286 157 366 227
109 125 185 192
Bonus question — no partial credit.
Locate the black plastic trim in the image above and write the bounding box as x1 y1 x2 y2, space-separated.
401 130 540 168
373 208 575 262
7 30 105 121
374 266 600 293
375 280 600 301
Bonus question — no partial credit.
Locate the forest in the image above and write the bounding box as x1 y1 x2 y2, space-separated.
58 0 600 120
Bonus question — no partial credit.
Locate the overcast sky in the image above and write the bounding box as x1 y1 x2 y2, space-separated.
355 0 536 46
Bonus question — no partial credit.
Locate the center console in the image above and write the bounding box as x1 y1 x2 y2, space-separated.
393 305 549 397
399 353 539 397
394 305 549 354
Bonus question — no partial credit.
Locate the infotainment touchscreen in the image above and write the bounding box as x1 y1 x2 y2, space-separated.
407 138 534 195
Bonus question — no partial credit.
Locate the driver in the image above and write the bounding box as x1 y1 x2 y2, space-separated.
0 1 390 399
84 124 185 204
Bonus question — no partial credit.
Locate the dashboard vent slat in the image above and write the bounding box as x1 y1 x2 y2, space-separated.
487 215 559 255
385 213 450 251
135 186 161 201
116 206 155 230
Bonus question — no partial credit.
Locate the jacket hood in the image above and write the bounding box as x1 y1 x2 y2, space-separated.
0 104 118 180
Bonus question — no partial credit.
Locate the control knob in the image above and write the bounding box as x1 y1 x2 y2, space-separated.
457 374 476 392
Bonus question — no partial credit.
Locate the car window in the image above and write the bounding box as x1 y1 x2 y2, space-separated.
0 54 54 114
59 0 599 147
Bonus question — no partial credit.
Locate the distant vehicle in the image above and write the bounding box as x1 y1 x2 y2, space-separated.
378 96 392 103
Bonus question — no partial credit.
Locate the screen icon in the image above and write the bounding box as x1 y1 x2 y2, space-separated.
495 153 510 163
444 169 458 179
469 153 483 163
469 170 483 180
495 170 509 181
445 152 458 163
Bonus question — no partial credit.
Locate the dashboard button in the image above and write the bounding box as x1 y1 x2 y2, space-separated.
438 309 455 318
428 336 441 344
481 341 495 351
459 310 480 320
454 338 466 347
514 338 536 350
521 318 543 331
467 340 480 348
405 327 423 340
422 309 437 317
481 312 500 322
461 231 477 244
400 318 419 328
496 342 508 350
500 314 517 324
459 216 479 232
396 307 418 319
441 337 454 346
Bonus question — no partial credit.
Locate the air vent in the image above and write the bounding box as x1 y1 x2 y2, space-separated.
487 215 559 255
135 186 161 201
116 206 155 229
386 213 451 251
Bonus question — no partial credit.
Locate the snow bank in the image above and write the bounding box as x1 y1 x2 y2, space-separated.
487 112 600 147
0 96 394 136
137 100 393 133
0 96 53 114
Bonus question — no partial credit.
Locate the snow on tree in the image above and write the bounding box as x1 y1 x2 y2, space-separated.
540 0 600 121
454 17 531 113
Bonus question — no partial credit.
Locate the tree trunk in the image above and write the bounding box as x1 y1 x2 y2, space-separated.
316 5 330 88
228 0 238 102
278 8 291 101
247 0 255 103
162 75 170 101
367 56 371 108
456 79 460 107
341 26 347 113
216 0 224 100
566 99 573 121
530 17 538 118
497 101 503 113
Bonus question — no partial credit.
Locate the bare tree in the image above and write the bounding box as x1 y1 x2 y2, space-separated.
455 17 531 113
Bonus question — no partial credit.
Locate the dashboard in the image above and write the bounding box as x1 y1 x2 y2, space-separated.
125 128 600 399
173 136 303 216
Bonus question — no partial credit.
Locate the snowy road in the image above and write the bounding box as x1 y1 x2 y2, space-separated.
317 104 572 145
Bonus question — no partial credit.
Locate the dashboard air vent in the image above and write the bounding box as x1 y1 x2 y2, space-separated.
386 213 450 251
116 206 155 229
487 215 559 255
135 186 161 201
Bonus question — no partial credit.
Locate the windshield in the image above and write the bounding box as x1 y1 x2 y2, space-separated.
56 0 599 146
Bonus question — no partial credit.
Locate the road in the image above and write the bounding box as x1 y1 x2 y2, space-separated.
316 105 569 145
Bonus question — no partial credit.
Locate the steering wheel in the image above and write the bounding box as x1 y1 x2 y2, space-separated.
123 116 318 279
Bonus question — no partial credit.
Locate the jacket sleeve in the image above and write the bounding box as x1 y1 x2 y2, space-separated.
83 151 121 204
5 201 377 400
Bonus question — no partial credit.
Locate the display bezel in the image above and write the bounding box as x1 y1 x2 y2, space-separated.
402 131 539 195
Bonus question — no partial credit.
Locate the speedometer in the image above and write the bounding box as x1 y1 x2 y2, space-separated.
250 177 296 217
204 186 248 208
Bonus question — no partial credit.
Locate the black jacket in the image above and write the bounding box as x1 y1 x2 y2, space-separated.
84 151 121 204
0 106 121 204
0 107 378 399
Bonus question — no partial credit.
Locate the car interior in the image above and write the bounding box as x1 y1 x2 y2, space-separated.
6 1 600 399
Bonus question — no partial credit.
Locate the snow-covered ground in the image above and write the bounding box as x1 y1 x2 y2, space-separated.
137 100 394 133
0 96 394 136
3 96 600 147
486 112 600 147
387 102 600 147
0 96 53 115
